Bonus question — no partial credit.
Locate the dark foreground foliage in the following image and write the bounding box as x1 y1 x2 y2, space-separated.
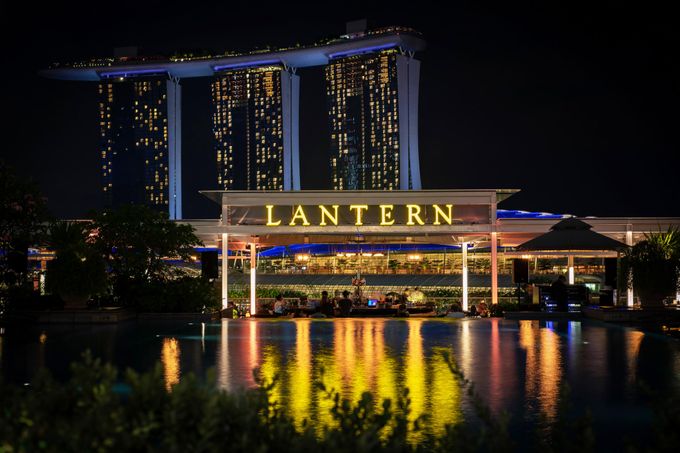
0 352 678 453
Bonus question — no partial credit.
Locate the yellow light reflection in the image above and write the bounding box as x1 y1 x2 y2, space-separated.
430 347 462 434
405 320 425 424
260 344 282 407
161 337 181 391
217 320 230 391
538 326 562 420
246 319 462 439
314 339 341 431
519 321 562 422
625 330 644 385
372 320 397 407
289 320 311 430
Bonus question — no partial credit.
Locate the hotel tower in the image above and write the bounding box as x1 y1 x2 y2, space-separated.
326 46 421 190
43 25 424 215
97 75 182 218
211 66 300 191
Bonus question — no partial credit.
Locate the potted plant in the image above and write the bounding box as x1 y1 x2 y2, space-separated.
621 228 680 308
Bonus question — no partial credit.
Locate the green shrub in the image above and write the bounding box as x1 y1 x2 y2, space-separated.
3 352 677 452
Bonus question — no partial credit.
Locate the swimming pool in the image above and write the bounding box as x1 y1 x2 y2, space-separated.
1 318 678 447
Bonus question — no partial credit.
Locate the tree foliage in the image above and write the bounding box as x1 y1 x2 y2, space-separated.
621 227 680 307
0 162 51 285
90 205 201 290
45 222 107 305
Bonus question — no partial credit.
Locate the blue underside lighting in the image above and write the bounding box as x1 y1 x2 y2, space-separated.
213 59 281 72
258 243 473 258
328 43 398 59
497 209 569 219
99 68 168 79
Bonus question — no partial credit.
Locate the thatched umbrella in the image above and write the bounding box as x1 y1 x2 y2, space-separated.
517 218 627 252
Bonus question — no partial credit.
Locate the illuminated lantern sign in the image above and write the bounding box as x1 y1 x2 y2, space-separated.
261 204 462 227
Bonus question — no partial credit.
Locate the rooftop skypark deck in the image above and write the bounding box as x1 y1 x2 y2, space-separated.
42 26 425 81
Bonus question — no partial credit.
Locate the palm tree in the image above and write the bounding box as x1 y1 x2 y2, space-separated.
46 221 107 308
621 227 680 308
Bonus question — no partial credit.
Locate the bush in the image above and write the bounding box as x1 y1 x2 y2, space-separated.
4 352 679 452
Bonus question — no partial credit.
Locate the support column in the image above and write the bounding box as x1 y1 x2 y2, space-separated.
221 233 228 310
462 241 469 312
491 232 498 304
626 228 634 306
568 255 575 285
166 77 182 219
281 70 301 190
250 242 257 315
396 55 421 190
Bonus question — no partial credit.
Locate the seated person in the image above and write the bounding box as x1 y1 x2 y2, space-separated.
303 295 319 311
395 302 409 317
273 295 286 316
478 301 490 317
320 290 335 317
338 291 353 317
468 304 478 317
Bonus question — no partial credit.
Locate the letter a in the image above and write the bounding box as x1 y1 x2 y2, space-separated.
289 205 311 226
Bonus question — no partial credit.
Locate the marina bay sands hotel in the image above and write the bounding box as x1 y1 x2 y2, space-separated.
42 24 425 219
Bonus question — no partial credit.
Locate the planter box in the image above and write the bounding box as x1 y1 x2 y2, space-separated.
8 307 136 324
137 312 219 322
504 311 583 320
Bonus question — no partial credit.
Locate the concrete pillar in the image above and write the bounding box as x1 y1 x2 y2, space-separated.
490 232 498 304
166 77 182 219
281 70 301 190
626 229 634 306
568 255 575 285
396 55 422 190
462 241 469 312
221 233 228 309
250 242 257 315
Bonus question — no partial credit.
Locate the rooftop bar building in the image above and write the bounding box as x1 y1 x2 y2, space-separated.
188 189 680 314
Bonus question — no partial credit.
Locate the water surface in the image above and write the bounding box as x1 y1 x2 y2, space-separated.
2 318 679 446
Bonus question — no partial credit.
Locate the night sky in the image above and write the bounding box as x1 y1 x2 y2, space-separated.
2 1 678 219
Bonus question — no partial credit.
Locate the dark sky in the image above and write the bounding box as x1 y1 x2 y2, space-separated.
2 1 679 219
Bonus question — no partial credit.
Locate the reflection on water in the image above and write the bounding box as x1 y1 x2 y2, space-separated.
161 337 180 390
248 319 461 436
214 319 463 436
2 318 680 446
519 321 562 422
626 330 644 386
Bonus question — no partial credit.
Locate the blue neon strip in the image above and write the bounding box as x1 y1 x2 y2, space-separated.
213 59 281 72
99 68 168 79
258 243 471 258
497 209 568 219
328 43 397 59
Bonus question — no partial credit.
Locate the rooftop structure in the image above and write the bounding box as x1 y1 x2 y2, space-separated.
41 27 425 81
